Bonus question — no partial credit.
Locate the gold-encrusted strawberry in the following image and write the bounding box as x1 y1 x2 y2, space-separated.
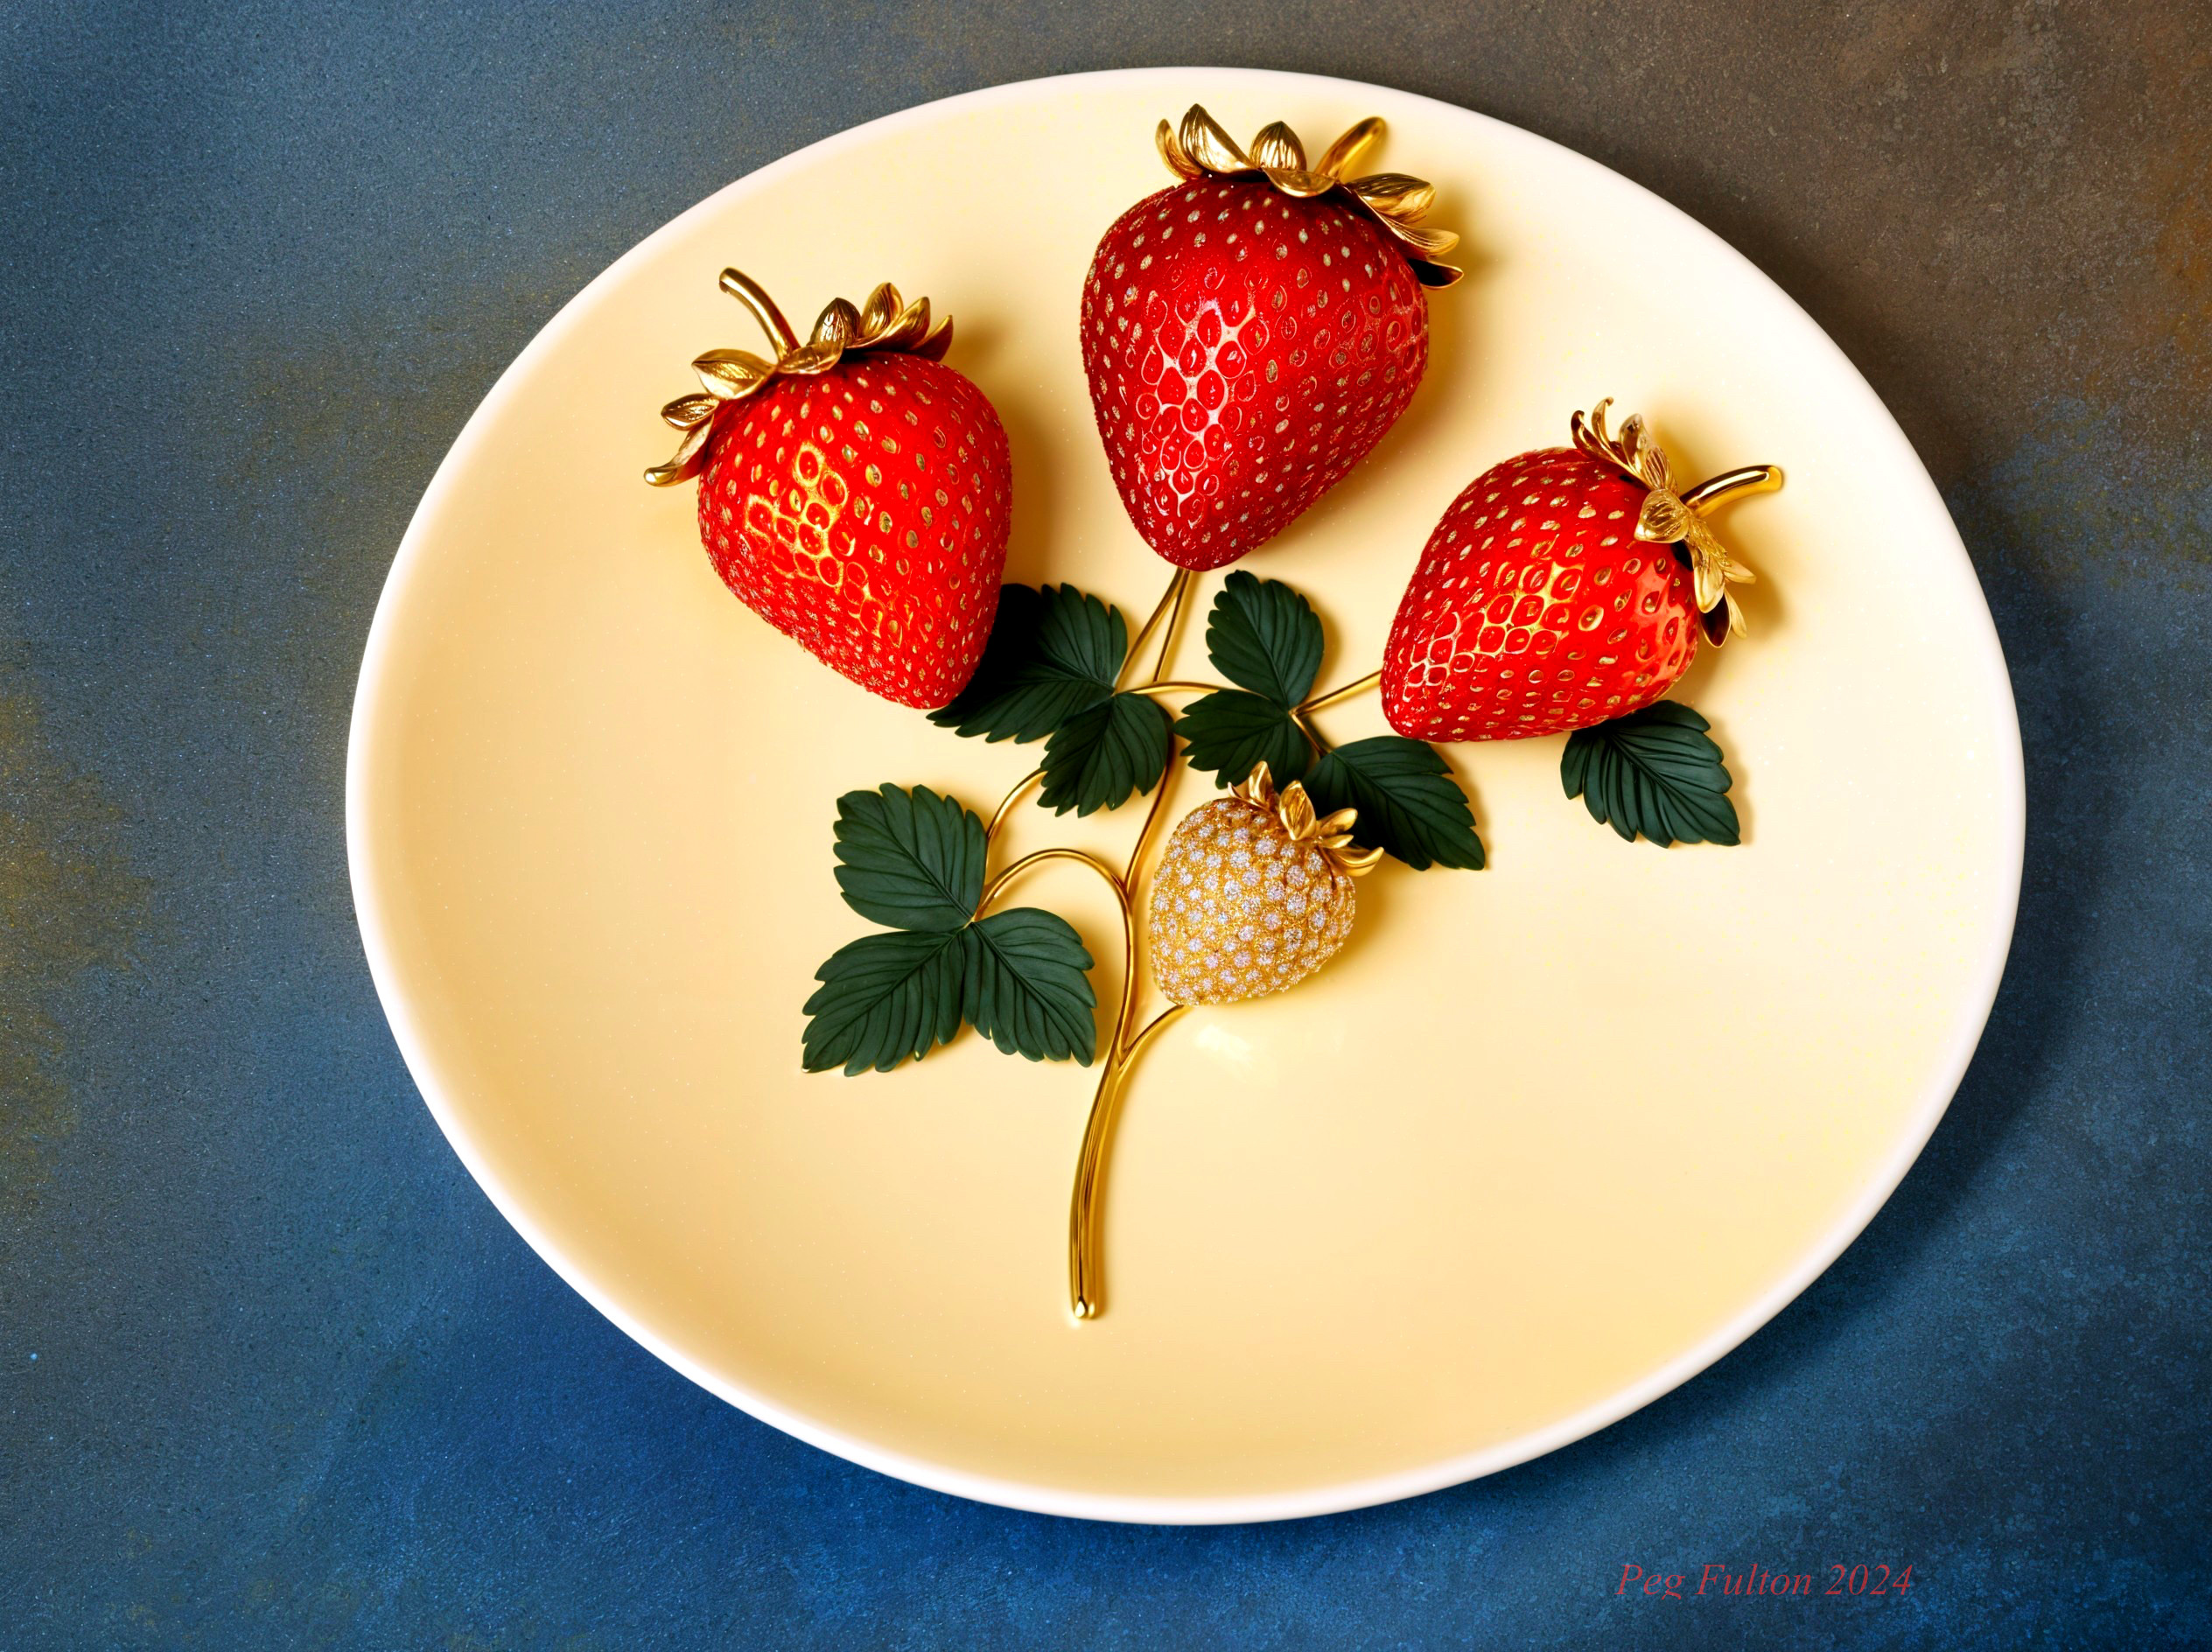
646 269 1011 709
1148 761 1382 1004
1080 106 1460 571
1382 400 1782 740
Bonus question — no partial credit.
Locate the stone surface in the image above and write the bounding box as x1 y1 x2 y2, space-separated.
1 2 2206 1645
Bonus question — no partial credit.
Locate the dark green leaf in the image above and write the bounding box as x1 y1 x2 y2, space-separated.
1175 689 1312 788
965 907 1098 1064
802 928 967 1075
1203 570 1326 706
830 784 984 932
1304 736 1486 871
1039 692 1172 816
927 584 1126 741
1560 701 1740 847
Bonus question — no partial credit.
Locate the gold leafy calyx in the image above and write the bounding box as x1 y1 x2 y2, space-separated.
1229 761 1386 876
1570 398 1784 646
644 269 956 486
1154 105 1462 289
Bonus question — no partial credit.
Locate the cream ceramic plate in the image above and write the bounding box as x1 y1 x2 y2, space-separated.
347 69 2022 1522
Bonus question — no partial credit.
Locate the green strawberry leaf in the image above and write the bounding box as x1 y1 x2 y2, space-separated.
1203 570 1325 706
830 784 985 932
1561 702 1740 847
1039 691 1172 816
802 928 968 1075
965 907 1098 1064
1175 689 1312 788
928 584 1126 741
1304 736 1486 871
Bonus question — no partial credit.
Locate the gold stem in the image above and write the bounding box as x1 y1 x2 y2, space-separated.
1298 668 1382 715
1060 564 1198 1322
1292 709 1326 756
1122 679 1221 702
1123 1000 1191 1068
1123 754 1180 887
1116 568 1194 690
1680 465 1783 513
718 268 800 355
1147 568 1193 680
985 766 1046 842
1068 1003 1191 1320
979 847 1127 914
1116 564 1193 913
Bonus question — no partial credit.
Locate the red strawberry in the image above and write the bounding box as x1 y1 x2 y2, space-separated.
1382 401 1782 741
647 270 1011 709
1079 106 1460 572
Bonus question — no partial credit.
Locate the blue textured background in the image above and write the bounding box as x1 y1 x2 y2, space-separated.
4 4 2208 1646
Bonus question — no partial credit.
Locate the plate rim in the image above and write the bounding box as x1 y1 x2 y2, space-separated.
346 64 2026 1524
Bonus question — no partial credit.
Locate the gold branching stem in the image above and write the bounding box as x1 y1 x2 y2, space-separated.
1122 679 1221 701
979 847 1130 915
1298 668 1382 714
1277 666 1382 756
971 565 1203 1322
1058 565 1197 1321
1116 568 1194 689
1068 1002 1191 1319
985 766 1046 842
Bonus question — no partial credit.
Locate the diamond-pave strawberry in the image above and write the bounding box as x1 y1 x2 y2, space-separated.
1382 402 1782 741
1081 106 1460 572
1149 760 1382 1005
648 270 1011 709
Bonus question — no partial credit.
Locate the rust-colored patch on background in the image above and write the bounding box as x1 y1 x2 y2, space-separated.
0 682 148 1231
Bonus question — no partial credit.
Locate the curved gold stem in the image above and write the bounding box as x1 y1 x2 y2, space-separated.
1681 465 1784 513
1123 755 1181 887
1122 679 1222 702
718 268 801 355
985 766 1046 842
979 851 1140 1165
1291 708 1326 757
1055 564 1199 1322
1122 1001 1191 1067
979 847 1128 915
1068 1003 1191 1320
1116 566 1194 900
965 566 1208 1322
1298 668 1382 715
1146 569 1193 680
1116 568 1194 690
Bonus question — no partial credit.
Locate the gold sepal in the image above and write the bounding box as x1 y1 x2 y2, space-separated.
1152 104 1462 287
1570 398 1782 647
1230 761 1387 876
645 270 956 486
660 392 719 429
